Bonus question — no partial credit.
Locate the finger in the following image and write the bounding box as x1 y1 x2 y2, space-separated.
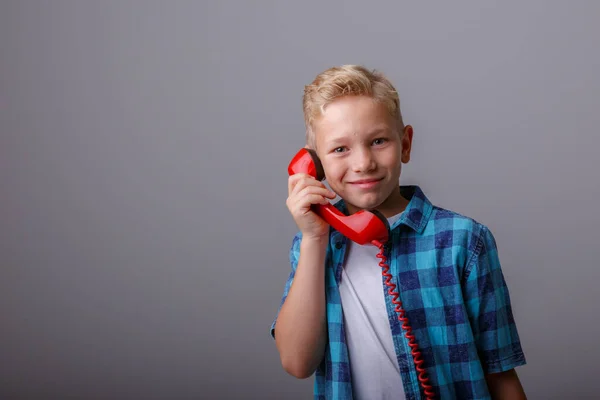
302 182 336 198
324 187 337 198
293 194 330 214
288 173 311 195
297 185 335 203
290 176 324 197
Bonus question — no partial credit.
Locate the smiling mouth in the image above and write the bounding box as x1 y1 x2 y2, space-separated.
348 178 384 189
350 178 383 184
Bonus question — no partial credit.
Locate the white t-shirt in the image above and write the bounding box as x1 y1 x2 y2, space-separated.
338 212 405 400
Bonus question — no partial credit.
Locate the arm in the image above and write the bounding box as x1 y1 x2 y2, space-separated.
485 368 527 399
462 225 527 394
274 236 328 379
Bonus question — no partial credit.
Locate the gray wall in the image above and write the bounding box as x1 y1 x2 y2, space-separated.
1 1 598 399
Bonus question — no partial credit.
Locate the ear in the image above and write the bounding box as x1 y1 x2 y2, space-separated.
400 125 413 163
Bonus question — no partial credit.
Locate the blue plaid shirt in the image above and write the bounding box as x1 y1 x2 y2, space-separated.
271 186 526 399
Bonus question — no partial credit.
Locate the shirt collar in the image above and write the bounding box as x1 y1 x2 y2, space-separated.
332 185 433 235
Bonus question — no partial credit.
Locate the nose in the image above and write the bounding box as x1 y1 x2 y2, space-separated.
351 148 376 173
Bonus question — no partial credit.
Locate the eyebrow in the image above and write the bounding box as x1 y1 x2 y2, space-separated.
324 127 389 146
324 137 347 147
366 127 388 136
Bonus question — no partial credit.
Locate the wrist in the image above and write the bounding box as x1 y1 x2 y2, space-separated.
301 234 329 248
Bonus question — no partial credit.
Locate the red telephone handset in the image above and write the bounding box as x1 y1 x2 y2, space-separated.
287 148 389 246
287 147 436 400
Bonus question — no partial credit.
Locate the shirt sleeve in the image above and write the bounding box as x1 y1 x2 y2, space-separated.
270 232 303 339
463 224 527 374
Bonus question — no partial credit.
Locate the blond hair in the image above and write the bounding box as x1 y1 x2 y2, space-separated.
302 65 404 149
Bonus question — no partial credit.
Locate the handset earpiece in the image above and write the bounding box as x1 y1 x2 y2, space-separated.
287 147 325 181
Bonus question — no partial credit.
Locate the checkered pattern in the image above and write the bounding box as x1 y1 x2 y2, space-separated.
271 186 526 399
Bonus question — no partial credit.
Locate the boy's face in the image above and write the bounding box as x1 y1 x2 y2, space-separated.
312 95 413 217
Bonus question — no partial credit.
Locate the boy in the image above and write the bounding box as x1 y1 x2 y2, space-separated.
270 65 527 399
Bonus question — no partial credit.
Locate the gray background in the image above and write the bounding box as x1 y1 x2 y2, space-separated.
1 1 599 399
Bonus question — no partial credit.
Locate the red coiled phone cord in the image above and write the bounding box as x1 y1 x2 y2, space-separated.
373 240 436 400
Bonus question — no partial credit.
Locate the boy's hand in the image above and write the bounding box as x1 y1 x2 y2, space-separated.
287 173 337 240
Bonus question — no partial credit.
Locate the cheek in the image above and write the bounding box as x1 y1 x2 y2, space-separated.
323 164 345 185
389 159 402 177
385 148 403 170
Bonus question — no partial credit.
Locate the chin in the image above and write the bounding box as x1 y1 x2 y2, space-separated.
344 193 384 211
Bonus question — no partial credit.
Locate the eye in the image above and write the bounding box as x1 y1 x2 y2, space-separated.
372 138 387 146
333 147 346 153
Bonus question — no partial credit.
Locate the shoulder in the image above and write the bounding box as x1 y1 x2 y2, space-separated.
427 205 490 240
425 205 498 270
